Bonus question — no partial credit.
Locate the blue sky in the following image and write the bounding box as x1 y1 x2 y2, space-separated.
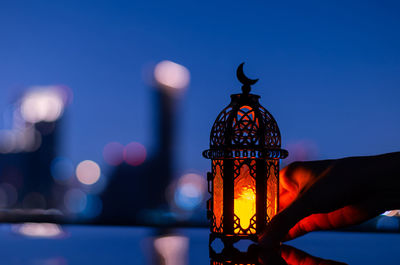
0 0 399 176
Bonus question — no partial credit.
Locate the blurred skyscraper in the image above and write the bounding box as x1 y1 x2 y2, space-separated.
0 86 69 210
100 61 190 224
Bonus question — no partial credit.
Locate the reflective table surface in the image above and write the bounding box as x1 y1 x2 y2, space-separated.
1 224 399 264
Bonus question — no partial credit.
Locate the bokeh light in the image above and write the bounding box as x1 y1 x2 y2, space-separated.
0 188 7 208
382 210 400 217
51 157 74 183
154 60 190 92
283 140 319 167
123 142 146 166
81 194 103 219
103 142 124 166
0 128 42 153
23 192 46 209
173 173 207 211
20 87 65 123
83 174 109 195
76 160 101 185
13 223 63 238
0 130 16 153
0 183 18 207
19 128 42 152
64 188 87 213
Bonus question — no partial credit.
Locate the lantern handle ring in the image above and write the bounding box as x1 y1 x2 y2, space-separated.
237 62 259 95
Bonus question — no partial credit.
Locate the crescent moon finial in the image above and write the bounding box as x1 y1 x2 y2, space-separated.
236 62 258 95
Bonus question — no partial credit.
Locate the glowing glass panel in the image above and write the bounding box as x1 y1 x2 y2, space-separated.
267 161 279 221
213 160 223 232
234 160 256 234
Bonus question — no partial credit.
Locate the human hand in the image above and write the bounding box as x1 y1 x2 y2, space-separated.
259 152 400 246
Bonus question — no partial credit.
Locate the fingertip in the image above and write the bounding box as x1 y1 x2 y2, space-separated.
259 201 310 247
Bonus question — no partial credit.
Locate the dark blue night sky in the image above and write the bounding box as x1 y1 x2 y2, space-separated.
0 0 399 176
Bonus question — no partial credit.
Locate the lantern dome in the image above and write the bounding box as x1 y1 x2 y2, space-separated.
203 64 288 160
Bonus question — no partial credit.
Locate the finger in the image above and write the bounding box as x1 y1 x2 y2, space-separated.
259 199 310 248
279 162 318 211
284 203 380 241
279 166 301 210
279 166 298 193
281 245 348 265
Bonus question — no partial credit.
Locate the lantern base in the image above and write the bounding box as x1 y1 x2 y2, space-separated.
209 232 259 260
209 233 284 265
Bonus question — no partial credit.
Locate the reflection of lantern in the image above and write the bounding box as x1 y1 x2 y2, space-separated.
203 63 288 251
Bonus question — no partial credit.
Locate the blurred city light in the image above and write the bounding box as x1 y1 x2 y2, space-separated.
0 183 18 207
22 192 46 209
64 188 87 214
123 142 147 166
15 127 41 152
83 173 109 195
51 157 74 183
0 130 16 153
154 60 190 92
282 140 319 167
383 210 400 217
153 235 188 265
81 194 103 219
20 87 65 123
0 127 41 154
169 173 207 214
103 142 124 166
76 160 101 185
13 223 64 238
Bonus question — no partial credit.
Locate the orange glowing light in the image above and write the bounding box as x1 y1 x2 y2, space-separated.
267 161 279 220
234 161 256 234
213 160 223 232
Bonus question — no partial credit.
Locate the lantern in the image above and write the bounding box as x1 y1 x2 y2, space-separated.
203 63 288 253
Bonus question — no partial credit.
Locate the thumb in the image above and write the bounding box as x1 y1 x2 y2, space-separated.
259 199 310 248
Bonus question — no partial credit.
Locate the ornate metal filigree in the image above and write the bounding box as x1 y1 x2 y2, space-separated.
207 94 285 157
204 63 288 257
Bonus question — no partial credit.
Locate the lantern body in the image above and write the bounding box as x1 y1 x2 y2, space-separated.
203 93 287 249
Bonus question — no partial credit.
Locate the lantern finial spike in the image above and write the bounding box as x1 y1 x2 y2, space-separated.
236 62 258 95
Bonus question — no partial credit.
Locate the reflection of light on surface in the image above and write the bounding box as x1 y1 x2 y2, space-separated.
124 142 146 166
34 257 68 265
103 142 124 166
23 192 46 209
174 173 206 211
376 216 400 231
64 189 87 213
76 160 101 185
154 235 188 265
383 210 400 217
154 61 190 91
20 87 65 123
14 223 63 238
51 157 74 183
